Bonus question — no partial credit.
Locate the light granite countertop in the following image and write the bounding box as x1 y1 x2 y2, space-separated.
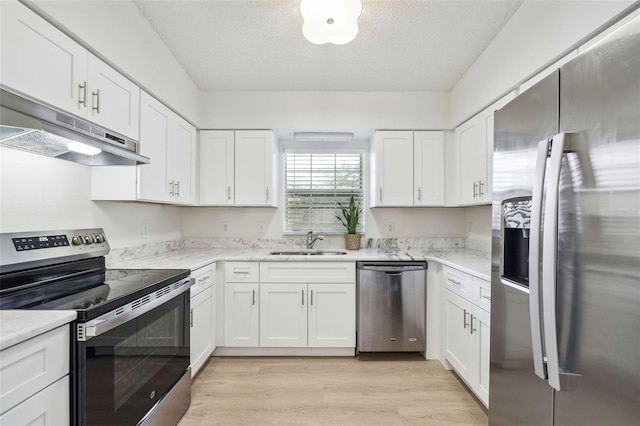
110 247 491 281
0 310 76 350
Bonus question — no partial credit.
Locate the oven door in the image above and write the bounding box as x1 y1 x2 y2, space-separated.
75 280 191 426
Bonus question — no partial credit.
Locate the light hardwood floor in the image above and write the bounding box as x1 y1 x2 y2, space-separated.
178 356 488 425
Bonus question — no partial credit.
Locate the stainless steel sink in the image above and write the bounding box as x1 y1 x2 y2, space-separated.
268 250 348 256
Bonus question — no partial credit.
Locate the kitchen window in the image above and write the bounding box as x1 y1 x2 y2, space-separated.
284 150 364 233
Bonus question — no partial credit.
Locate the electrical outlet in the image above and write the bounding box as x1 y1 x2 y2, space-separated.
258 223 265 233
222 222 229 234
141 223 149 239
387 222 395 233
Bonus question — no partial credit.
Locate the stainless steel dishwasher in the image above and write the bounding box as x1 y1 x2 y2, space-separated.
356 261 427 354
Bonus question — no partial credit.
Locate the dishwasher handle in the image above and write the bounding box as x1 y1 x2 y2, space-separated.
359 264 426 273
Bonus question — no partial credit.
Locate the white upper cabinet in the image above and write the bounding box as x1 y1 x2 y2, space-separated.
92 92 196 205
0 1 87 115
0 2 140 139
199 130 277 206
371 130 445 207
454 91 516 205
414 131 445 206
199 130 235 205
138 91 196 204
86 54 140 139
235 130 276 206
371 131 414 207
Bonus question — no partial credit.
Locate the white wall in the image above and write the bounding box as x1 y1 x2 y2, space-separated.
450 0 636 126
200 91 450 130
26 0 201 126
465 206 492 242
0 148 183 248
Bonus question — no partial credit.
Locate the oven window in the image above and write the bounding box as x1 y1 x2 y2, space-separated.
81 292 190 426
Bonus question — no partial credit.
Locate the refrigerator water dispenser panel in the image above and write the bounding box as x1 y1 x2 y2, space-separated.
503 200 531 286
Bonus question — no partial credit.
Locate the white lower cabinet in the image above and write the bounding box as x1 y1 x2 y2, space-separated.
307 283 355 347
0 325 70 425
443 266 491 406
190 263 216 377
224 282 260 347
260 283 307 347
223 262 356 350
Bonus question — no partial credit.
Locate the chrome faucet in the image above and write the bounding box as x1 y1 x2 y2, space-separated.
306 231 324 249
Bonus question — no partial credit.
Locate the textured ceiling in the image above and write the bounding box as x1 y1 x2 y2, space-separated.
133 0 523 92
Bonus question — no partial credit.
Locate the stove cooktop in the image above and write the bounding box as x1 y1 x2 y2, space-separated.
0 268 190 321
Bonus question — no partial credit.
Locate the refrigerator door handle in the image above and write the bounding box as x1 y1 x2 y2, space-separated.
530 138 550 380
542 132 568 391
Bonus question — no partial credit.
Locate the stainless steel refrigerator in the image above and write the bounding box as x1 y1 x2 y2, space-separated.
489 14 640 426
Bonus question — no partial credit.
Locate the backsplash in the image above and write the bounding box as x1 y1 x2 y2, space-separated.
106 239 184 265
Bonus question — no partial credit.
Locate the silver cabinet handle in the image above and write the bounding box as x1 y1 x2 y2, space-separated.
543 132 569 391
448 278 461 286
78 82 87 107
266 187 269 201
92 89 100 113
417 187 422 201
190 308 193 327
301 289 304 306
479 181 484 197
227 186 231 201
481 294 491 301
310 290 313 306
473 182 478 198
176 181 180 197
529 138 550 381
463 309 469 329
169 180 174 196
379 187 382 202
252 289 256 306
470 315 477 334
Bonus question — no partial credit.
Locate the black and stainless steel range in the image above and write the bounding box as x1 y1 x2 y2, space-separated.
0 228 193 426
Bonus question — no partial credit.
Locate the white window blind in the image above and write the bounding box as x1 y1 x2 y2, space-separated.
285 151 364 233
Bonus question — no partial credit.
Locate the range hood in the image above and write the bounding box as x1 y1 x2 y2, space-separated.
0 89 150 166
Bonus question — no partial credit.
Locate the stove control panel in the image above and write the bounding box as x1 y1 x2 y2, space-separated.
12 234 70 251
1 228 110 273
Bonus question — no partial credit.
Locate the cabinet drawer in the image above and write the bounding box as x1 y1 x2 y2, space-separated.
225 262 259 282
190 263 216 297
260 262 355 283
0 325 69 414
0 376 69 425
473 278 491 312
443 266 473 302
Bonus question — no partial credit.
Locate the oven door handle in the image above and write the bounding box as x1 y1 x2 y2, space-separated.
77 277 194 341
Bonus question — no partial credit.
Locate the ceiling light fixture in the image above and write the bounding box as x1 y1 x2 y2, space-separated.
300 0 362 45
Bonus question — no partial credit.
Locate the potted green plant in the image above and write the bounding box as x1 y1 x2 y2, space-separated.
336 195 363 250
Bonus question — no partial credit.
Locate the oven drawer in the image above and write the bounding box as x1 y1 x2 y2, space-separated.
0 325 69 414
225 262 259 282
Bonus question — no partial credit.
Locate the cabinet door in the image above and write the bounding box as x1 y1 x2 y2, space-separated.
444 289 475 381
138 92 170 202
168 115 196 204
224 283 259 347
0 1 88 116
235 130 276 206
87 54 140 139
414 131 445 206
456 117 485 205
199 130 235 205
371 131 413 206
473 307 491 407
190 285 214 377
260 283 307 347
308 284 355 348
